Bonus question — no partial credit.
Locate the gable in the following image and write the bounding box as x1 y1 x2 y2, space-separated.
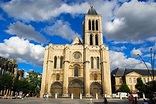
72 36 82 45
126 71 141 77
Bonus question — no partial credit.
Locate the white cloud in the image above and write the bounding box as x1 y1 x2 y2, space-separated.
0 0 89 21
0 37 45 67
105 0 156 41
6 21 49 44
131 48 142 57
109 50 150 70
147 36 156 42
111 46 127 51
43 20 79 41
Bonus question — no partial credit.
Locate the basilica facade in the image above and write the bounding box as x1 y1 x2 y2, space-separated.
40 6 112 98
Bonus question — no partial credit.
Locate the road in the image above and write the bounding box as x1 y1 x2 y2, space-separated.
0 97 144 104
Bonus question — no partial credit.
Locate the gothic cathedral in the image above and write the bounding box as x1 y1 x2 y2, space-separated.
40 6 112 98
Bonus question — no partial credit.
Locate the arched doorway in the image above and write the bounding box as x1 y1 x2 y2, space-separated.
68 79 83 98
50 82 62 97
90 82 102 97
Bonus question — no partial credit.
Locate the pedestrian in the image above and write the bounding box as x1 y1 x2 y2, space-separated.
43 94 46 100
46 94 48 100
142 99 149 104
132 97 137 104
104 97 108 104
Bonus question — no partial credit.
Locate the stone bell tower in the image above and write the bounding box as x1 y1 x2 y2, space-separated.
83 6 112 97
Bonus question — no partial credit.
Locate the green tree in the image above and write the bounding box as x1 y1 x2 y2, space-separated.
26 71 41 96
0 73 13 95
13 77 30 95
135 77 146 92
117 83 130 93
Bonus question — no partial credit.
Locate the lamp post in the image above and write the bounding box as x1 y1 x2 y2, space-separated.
137 54 151 82
150 48 155 81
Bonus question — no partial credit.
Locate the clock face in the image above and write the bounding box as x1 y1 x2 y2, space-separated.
74 52 81 59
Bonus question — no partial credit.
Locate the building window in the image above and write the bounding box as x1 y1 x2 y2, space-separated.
60 56 63 68
92 20 95 31
119 77 123 83
95 34 98 45
89 20 91 30
56 73 60 80
90 34 93 45
133 78 136 83
91 57 94 69
96 20 98 31
97 57 99 69
54 56 57 68
129 78 132 83
74 65 79 76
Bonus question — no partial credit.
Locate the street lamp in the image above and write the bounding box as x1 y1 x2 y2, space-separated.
150 48 155 81
137 54 152 82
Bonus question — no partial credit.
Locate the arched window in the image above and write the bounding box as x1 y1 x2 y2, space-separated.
54 56 57 68
97 57 99 69
74 65 79 76
92 20 95 31
90 34 93 45
56 73 60 80
89 20 91 30
96 20 98 31
91 57 94 69
94 74 97 80
95 34 98 45
60 56 63 69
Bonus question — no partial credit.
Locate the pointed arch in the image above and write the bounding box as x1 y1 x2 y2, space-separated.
97 57 100 69
96 20 98 31
89 20 91 30
92 20 95 31
90 34 93 45
74 65 79 76
95 34 98 45
60 56 63 68
91 57 94 69
54 56 57 68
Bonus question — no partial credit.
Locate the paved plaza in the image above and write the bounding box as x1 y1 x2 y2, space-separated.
0 97 144 104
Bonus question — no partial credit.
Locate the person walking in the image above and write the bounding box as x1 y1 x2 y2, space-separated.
132 97 137 104
104 97 108 104
142 99 149 104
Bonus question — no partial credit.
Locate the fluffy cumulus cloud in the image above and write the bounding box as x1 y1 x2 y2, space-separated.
105 0 156 41
0 0 89 21
6 21 49 44
0 37 45 66
109 50 151 70
131 48 142 57
43 20 79 41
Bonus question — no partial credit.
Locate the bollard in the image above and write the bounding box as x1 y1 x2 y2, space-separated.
96 93 98 99
55 93 57 99
71 93 73 99
90 97 93 104
80 93 82 99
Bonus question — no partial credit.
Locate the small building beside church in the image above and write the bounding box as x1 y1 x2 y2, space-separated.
40 6 112 98
111 68 156 93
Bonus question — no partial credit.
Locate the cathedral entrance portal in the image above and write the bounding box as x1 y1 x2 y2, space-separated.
50 82 62 97
68 79 83 98
90 82 102 97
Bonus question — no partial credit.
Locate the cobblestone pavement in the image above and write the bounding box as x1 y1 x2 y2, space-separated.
0 97 144 104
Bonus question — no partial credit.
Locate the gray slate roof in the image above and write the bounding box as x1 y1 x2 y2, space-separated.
87 6 98 15
111 68 156 77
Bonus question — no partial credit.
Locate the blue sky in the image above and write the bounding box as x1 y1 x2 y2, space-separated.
0 0 156 73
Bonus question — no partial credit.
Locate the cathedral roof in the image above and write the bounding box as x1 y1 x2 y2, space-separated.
72 36 82 45
87 6 98 15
